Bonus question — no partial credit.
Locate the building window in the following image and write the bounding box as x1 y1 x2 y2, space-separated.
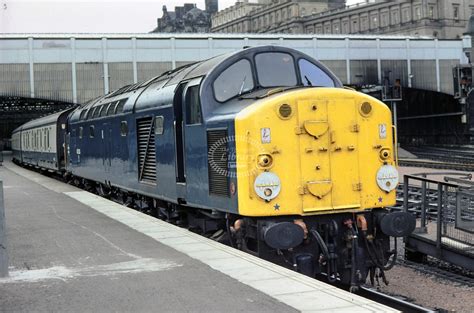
453 5 459 21
402 9 410 23
371 16 378 28
79 126 83 139
428 6 434 19
361 17 368 30
381 13 388 27
415 7 421 19
352 19 359 32
89 125 95 138
343 21 348 33
276 12 280 22
391 11 399 24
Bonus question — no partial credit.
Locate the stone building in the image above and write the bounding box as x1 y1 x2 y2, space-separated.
211 0 474 39
152 1 218 33
212 0 345 34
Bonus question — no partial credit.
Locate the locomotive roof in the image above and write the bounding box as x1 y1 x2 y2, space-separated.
69 45 342 122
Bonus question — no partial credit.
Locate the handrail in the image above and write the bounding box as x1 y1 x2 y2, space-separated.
404 174 459 188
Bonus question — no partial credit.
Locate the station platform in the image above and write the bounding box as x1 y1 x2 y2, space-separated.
0 160 396 312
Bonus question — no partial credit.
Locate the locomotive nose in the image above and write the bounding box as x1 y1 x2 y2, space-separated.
235 87 397 217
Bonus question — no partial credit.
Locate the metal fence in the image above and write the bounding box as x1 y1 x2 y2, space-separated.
393 174 474 270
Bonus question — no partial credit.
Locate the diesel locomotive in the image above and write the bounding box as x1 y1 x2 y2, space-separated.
12 46 415 289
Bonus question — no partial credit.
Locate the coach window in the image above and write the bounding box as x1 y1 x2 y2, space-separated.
79 126 83 139
299 59 335 87
255 52 297 88
185 85 202 125
90 125 95 138
214 59 254 102
120 121 128 137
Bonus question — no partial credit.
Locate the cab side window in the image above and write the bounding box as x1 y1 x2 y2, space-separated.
299 59 335 87
185 85 202 125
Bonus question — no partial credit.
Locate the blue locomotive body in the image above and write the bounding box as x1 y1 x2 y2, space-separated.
12 46 415 288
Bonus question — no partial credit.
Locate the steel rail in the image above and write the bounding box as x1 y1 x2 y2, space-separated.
357 286 436 313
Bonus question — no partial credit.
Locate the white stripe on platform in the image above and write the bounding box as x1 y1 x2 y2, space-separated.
65 191 399 313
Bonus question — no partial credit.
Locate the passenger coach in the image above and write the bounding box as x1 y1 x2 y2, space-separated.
12 108 73 172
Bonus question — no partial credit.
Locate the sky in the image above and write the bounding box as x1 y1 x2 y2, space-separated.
0 0 364 33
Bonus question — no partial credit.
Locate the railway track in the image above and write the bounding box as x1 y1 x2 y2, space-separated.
315 272 435 312
399 258 474 288
400 145 474 172
399 159 474 172
357 286 435 313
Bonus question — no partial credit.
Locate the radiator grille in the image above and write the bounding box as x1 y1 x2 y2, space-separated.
137 117 156 184
207 129 229 197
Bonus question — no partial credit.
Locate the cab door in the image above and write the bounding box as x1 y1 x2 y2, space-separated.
181 78 206 202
